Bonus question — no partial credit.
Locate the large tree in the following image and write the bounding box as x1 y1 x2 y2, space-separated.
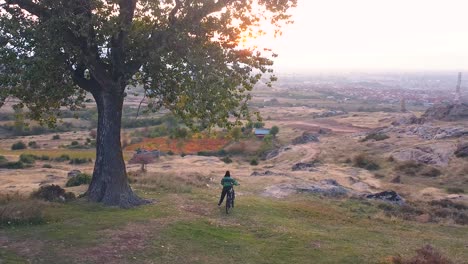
0 0 296 207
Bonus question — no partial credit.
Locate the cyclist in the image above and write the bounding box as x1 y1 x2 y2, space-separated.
218 170 239 206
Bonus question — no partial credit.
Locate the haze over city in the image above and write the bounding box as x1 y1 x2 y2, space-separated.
267 0 468 73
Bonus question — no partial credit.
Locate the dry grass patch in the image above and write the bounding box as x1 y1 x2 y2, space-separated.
0 193 46 226
129 172 212 193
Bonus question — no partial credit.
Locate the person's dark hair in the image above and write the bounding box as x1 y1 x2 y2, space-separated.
224 170 230 177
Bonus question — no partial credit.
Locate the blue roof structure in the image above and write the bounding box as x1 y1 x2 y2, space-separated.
254 128 270 135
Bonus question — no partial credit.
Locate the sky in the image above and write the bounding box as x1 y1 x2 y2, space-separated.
260 0 468 73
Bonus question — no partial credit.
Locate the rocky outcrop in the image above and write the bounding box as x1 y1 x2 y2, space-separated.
67 170 82 178
312 110 347 119
391 143 456 166
292 162 319 171
263 179 350 198
251 170 283 177
422 103 468 121
292 132 319 144
455 142 468 158
391 114 425 126
365 190 405 205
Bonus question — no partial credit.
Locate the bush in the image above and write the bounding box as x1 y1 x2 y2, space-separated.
66 173 92 187
446 187 465 194
395 161 423 176
71 141 79 146
392 244 453 264
30 185 75 202
2 161 26 169
42 164 53 168
250 158 258 166
11 141 27 150
360 132 389 142
19 153 37 164
39 155 50 161
353 154 380 170
69 158 92 165
221 157 232 164
52 134 60 140
0 199 45 226
167 150 174 155
0 155 7 165
420 166 442 177
54 154 70 162
28 141 40 149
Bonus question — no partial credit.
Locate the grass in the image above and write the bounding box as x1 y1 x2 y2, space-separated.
0 149 96 160
0 187 467 263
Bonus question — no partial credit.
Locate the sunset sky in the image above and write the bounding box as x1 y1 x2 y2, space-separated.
265 0 468 73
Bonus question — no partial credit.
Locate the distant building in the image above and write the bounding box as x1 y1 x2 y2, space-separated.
254 128 270 139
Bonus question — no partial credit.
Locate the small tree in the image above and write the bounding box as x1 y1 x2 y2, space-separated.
129 153 156 172
270 126 279 137
230 127 242 141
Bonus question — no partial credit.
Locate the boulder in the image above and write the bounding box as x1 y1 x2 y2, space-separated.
292 162 319 171
67 169 82 178
251 170 281 177
422 103 468 121
391 143 455 166
292 132 319 145
391 114 425 126
455 142 468 158
262 180 351 198
365 190 405 205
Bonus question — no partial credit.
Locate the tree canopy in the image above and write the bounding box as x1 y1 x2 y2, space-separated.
0 0 296 128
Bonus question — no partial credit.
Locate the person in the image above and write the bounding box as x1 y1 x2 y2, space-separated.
218 170 239 206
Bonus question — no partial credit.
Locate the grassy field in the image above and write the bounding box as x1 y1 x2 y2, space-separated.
1 184 467 264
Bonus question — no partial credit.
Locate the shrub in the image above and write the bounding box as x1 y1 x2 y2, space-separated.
52 135 60 140
360 132 389 142
69 158 92 165
391 244 453 264
395 161 423 176
42 164 53 168
420 166 442 177
446 187 465 194
28 141 40 149
39 155 50 161
66 173 92 187
0 155 7 165
11 141 27 150
54 154 70 162
31 185 75 202
3 161 26 169
0 199 45 226
353 154 380 170
167 150 174 155
19 153 37 164
71 141 79 146
250 158 258 166
221 157 232 164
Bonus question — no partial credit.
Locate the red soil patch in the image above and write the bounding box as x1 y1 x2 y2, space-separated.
125 137 229 154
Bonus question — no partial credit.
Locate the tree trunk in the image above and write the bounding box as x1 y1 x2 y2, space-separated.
87 89 148 208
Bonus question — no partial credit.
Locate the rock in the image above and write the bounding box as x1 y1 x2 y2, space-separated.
292 162 319 171
422 103 468 121
390 175 401 183
67 170 82 178
391 143 456 166
263 148 280 160
292 132 319 145
262 180 351 198
365 190 405 205
251 170 282 177
391 114 425 126
455 142 468 158
312 110 347 119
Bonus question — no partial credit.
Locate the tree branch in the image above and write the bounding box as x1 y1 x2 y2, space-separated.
5 0 49 17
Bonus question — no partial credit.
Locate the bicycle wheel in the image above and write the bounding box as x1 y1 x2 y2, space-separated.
226 190 232 214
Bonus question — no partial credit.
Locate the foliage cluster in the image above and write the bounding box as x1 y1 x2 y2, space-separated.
31 185 76 202
66 173 92 187
353 154 380 170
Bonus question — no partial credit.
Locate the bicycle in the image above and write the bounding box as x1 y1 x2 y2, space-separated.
225 187 235 214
